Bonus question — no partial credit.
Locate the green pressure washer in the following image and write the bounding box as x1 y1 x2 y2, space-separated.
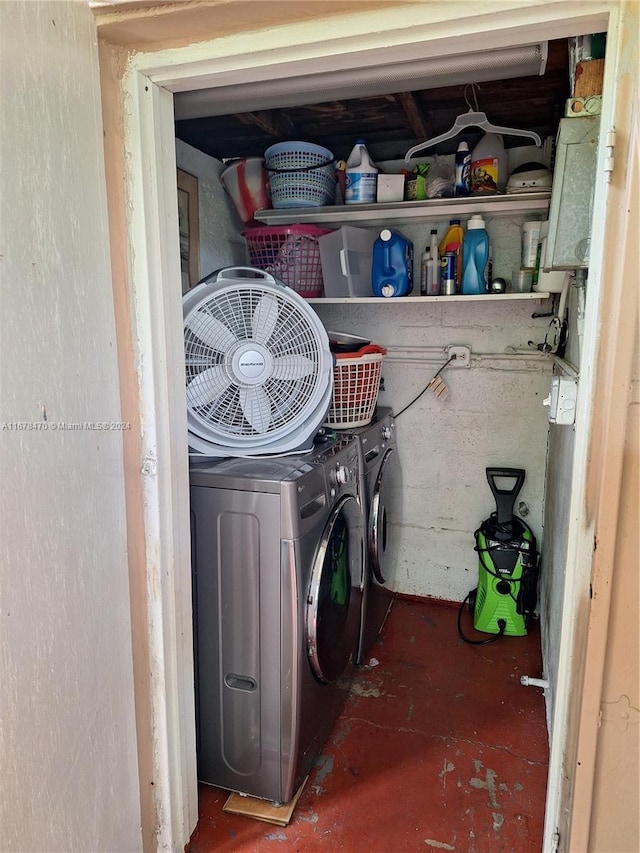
458 468 540 644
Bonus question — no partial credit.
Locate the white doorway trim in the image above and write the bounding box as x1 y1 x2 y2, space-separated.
117 2 618 849
121 74 198 849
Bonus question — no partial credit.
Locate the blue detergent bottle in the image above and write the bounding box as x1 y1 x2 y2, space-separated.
371 229 414 297
461 214 490 295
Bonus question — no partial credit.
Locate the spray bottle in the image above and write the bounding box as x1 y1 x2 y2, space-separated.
454 141 471 197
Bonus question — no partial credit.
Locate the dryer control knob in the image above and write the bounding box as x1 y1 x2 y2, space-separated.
380 425 393 441
332 464 350 485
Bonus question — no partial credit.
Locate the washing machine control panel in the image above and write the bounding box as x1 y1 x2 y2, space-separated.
329 463 350 486
313 435 360 496
380 420 395 442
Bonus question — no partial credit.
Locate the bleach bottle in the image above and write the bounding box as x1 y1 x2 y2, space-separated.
372 229 413 297
461 214 490 295
470 133 507 195
345 140 378 204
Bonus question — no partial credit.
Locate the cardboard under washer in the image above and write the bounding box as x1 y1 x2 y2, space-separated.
222 777 308 826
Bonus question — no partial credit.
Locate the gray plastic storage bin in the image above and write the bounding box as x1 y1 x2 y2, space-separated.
318 226 377 297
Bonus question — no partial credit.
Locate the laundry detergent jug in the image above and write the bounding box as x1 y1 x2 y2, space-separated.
461 214 490 295
372 229 413 298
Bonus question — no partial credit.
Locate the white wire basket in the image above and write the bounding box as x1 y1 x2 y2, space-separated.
325 345 386 429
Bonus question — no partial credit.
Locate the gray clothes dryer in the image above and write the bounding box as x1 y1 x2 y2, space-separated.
189 435 364 804
348 407 401 663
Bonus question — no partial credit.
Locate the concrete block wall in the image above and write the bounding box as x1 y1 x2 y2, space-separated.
314 298 552 601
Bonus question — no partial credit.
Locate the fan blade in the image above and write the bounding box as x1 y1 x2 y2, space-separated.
239 386 272 433
271 355 316 380
251 294 279 344
186 366 233 408
184 355 212 368
186 310 238 352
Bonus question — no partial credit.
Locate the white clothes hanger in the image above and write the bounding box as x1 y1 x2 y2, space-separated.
404 84 542 161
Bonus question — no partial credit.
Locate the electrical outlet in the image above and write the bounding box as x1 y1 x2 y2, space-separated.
447 345 471 368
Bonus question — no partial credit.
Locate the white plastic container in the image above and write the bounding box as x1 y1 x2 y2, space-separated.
345 140 378 204
512 267 533 293
318 226 377 297
522 221 542 268
535 270 569 293
470 132 507 194
376 174 405 203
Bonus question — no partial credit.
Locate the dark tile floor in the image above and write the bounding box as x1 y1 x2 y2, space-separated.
187 596 549 852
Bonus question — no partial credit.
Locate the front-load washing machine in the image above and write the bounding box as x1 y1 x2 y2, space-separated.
348 407 401 663
189 435 364 804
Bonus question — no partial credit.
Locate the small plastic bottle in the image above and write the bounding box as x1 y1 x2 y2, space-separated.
438 219 464 286
441 247 458 296
461 214 490 295
420 246 431 296
427 229 440 295
454 141 471 197
345 140 378 204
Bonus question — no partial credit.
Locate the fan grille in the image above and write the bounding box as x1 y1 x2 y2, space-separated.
185 285 325 439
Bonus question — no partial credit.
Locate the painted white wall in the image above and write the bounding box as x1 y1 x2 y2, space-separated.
0 3 141 850
175 139 246 282
540 421 575 725
540 280 582 729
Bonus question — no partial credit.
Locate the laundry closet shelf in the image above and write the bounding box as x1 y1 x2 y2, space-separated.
308 293 551 304
255 192 551 227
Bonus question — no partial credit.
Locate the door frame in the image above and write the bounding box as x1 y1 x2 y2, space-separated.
113 2 623 849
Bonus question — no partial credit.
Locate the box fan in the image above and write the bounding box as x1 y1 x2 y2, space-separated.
183 267 333 458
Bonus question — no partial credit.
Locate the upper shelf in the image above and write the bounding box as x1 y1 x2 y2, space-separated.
254 192 552 227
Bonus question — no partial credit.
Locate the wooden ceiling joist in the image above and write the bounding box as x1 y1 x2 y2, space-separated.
238 110 297 139
396 92 431 141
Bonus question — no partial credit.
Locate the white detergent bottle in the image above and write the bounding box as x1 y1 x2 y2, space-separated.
470 132 507 195
345 140 378 204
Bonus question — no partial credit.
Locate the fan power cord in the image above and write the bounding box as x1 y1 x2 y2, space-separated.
457 590 506 645
394 354 456 419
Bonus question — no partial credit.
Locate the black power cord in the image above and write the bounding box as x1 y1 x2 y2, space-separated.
457 590 506 645
393 354 455 419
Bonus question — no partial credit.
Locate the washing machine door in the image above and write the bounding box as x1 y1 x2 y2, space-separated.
369 447 400 585
306 493 363 684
